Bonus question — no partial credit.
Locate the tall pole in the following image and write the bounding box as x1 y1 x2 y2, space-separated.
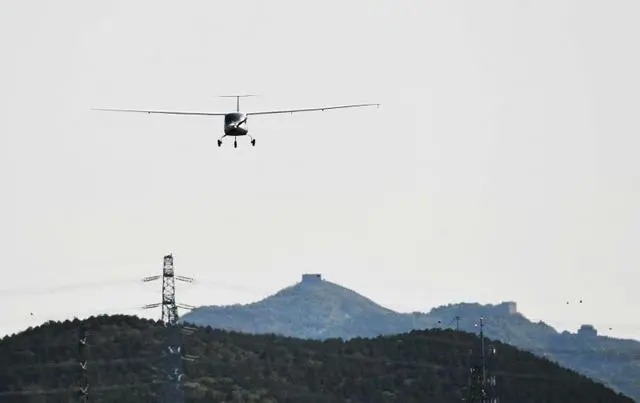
480 317 486 389
162 254 179 326
467 316 497 402
37 314 50 396
78 324 89 402
144 254 193 403
161 254 183 403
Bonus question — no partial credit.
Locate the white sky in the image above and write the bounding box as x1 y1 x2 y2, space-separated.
1 1 639 340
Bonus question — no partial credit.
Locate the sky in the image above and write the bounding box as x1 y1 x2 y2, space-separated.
1 1 639 340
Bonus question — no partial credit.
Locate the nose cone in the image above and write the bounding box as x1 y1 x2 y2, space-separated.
224 122 248 136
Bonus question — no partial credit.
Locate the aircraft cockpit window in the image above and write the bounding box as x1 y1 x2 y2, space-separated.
225 113 244 125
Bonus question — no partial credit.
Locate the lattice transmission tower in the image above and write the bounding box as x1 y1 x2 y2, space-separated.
466 317 498 403
77 323 89 402
144 254 194 403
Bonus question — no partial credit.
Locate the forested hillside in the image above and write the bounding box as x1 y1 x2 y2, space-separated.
0 315 633 402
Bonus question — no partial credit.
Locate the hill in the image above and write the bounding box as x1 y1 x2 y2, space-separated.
183 274 425 340
426 302 640 401
0 315 634 402
182 274 640 401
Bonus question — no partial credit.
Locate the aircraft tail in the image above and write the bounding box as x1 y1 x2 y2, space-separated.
218 94 257 112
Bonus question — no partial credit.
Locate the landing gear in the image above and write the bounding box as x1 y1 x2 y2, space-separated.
218 134 226 147
217 135 255 148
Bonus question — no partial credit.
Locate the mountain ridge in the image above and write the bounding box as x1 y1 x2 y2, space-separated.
182 274 640 401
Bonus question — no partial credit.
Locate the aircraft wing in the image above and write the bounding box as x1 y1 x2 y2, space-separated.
92 108 227 116
246 103 379 116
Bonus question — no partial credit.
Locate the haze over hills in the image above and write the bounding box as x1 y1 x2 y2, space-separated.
182 274 640 401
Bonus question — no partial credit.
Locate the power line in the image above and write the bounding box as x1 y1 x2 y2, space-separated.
0 277 142 296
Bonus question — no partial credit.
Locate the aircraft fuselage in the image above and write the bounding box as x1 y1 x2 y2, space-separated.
224 112 248 136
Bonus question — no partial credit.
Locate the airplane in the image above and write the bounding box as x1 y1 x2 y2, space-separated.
93 95 380 148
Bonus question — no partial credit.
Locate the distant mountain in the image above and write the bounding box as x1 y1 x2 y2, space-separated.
182 274 640 401
426 302 640 401
0 315 634 402
183 273 428 340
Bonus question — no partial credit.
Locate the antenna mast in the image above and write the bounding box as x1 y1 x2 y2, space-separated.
467 317 498 402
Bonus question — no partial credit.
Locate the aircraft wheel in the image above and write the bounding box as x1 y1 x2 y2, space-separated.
217 140 222 147
251 139 256 146
234 140 237 148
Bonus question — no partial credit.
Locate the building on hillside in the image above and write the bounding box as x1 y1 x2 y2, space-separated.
495 301 518 315
302 273 322 283
577 324 598 337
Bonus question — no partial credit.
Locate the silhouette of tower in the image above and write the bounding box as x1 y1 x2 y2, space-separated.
144 254 193 403
467 317 498 402
77 323 89 402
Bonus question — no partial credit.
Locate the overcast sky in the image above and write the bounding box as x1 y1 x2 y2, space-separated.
1 1 638 340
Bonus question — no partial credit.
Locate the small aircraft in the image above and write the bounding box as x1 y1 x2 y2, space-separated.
93 95 380 148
